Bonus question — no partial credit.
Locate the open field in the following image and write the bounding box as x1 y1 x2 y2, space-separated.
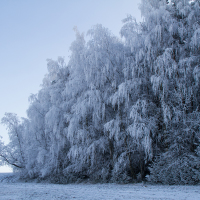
0 174 200 200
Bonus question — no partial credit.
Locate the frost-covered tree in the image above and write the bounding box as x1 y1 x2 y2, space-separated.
64 25 128 182
139 0 200 184
0 113 27 170
26 57 70 179
119 12 159 181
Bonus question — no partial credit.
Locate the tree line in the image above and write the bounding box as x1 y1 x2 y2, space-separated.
1 0 200 184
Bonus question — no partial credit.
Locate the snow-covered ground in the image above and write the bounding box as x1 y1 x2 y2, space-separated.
0 174 200 200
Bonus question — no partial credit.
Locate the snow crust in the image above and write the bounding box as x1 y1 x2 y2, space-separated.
0 174 200 200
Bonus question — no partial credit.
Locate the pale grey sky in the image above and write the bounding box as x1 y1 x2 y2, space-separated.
0 0 141 172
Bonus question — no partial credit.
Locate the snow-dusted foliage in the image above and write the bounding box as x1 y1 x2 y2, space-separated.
142 0 200 184
1 0 200 185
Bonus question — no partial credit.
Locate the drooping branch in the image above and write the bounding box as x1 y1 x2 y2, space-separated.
0 153 24 169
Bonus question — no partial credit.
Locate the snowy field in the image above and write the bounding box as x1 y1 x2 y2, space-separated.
0 174 200 200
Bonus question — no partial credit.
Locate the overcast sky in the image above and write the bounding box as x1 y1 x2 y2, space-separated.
0 0 141 172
